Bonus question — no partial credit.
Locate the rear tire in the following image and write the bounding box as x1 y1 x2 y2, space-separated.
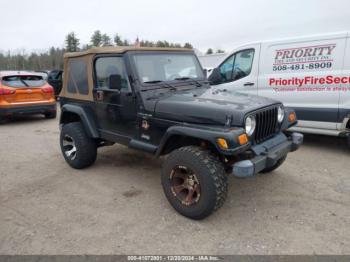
260 155 287 173
60 122 97 169
0 116 6 124
161 146 227 220
45 111 57 119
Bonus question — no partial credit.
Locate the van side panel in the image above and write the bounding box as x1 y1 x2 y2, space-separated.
258 33 347 131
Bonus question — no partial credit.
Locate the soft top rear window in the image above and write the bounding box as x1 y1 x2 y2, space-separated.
2 75 46 88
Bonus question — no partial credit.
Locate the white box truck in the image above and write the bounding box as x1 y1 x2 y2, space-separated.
205 32 350 146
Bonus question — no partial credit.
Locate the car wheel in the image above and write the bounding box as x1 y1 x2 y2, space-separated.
260 155 287 174
45 111 57 119
0 116 6 124
60 122 97 169
161 146 228 220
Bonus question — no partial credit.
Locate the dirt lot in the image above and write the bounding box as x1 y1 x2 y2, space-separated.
0 113 349 255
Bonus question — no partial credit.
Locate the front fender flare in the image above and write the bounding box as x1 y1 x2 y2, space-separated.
155 125 249 157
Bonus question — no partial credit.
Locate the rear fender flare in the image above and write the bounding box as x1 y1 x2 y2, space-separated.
60 104 99 138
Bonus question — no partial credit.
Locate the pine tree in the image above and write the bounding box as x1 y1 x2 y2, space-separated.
206 48 213 55
101 34 112 46
91 30 102 47
65 32 80 52
114 34 123 46
183 43 193 49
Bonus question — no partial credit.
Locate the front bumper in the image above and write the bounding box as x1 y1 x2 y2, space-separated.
232 132 303 177
0 104 57 116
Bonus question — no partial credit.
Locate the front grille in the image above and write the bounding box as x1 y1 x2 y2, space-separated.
253 106 279 143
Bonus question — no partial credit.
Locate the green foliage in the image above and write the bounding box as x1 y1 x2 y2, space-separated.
206 48 213 55
101 34 112 46
91 30 103 47
0 30 195 71
65 32 80 52
0 48 64 70
183 43 193 49
114 34 123 46
216 49 225 53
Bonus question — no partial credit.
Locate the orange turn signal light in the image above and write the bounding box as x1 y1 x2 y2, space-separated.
217 138 228 149
238 134 248 145
288 112 296 122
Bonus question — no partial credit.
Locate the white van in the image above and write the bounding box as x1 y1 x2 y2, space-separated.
205 32 350 145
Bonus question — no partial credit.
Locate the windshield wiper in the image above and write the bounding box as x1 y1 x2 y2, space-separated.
19 79 29 87
144 80 164 84
174 77 191 81
174 77 203 87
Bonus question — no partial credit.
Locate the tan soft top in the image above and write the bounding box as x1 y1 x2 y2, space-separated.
64 46 193 58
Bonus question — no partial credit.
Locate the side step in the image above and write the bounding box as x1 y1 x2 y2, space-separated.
129 139 158 154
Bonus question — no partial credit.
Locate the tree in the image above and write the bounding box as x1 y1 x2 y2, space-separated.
114 34 123 46
183 43 193 49
101 34 112 46
123 39 130 46
91 30 102 47
216 49 225 53
65 32 80 52
206 48 213 55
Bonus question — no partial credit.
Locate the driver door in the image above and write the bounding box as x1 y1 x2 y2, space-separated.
93 56 137 141
213 44 260 95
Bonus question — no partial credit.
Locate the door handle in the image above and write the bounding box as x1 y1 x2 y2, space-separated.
244 82 255 86
96 90 104 101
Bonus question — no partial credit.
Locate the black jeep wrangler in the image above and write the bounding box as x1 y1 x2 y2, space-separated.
59 47 303 220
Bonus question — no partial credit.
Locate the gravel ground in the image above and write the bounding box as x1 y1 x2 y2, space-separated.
0 114 349 255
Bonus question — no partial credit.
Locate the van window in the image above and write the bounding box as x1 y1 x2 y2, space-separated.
95 57 130 90
219 49 254 82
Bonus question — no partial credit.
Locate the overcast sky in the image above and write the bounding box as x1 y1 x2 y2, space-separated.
1 0 350 54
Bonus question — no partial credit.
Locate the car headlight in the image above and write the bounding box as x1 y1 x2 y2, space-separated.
245 116 256 136
278 106 285 123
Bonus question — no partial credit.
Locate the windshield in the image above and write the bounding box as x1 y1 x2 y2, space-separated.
2 75 46 88
132 53 205 84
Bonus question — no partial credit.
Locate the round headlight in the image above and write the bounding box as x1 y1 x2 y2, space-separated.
278 106 285 123
245 116 256 136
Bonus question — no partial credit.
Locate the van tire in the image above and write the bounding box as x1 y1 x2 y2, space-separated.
60 122 97 169
260 155 287 173
161 146 228 220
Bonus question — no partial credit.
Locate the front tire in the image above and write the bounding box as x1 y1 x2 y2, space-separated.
60 122 97 169
260 155 287 174
161 146 228 220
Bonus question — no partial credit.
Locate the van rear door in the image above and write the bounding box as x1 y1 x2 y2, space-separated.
258 33 346 131
337 34 350 130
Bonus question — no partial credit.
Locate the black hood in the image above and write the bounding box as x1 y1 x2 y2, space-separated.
144 87 280 126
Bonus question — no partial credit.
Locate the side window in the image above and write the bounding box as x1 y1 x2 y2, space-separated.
233 49 254 81
219 49 254 82
219 55 235 82
95 57 130 90
67 59 88 95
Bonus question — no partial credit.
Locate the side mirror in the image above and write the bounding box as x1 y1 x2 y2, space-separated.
203 69 208 78
109 74 122 90
208 67 223 85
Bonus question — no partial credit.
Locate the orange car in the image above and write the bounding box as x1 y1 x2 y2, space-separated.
0 71 57 121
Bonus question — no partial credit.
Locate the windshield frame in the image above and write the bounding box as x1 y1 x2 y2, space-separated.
128 51 206 90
